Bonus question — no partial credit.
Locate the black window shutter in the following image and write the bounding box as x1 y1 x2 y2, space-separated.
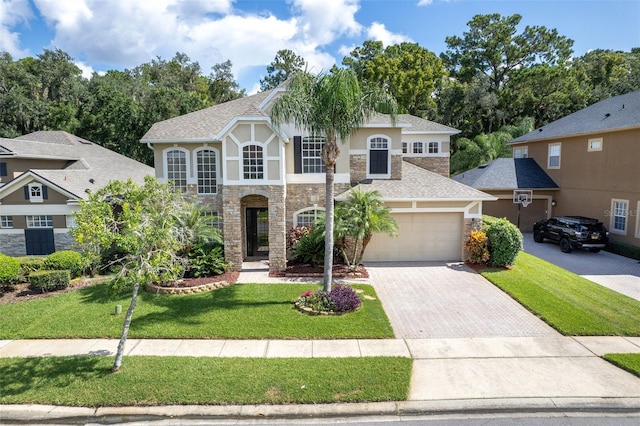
24 185 29 199
42 186 48 200
293 136 302 174
0 162 6 176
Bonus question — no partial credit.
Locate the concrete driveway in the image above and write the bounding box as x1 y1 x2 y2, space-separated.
522 233 640 301
365 261 557 339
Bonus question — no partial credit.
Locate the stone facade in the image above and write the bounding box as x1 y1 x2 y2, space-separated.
391 154 402 180
403 157 450 177
285 184 326 230
0 234 26 256
349 154 367 184
54 232 74 252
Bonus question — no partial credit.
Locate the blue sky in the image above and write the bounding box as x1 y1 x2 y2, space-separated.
1 0 638 94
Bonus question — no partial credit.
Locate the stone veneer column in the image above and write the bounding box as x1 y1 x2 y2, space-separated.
349 154 367 184
268 185 287 272
222 186 243 271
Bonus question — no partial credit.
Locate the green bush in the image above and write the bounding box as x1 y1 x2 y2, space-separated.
0 253 21 285
606 241 640 261
483 216 523 267
44 250 83 278
29 270 70 293
292 225 326 267
17 256 46 279
186 244 231 277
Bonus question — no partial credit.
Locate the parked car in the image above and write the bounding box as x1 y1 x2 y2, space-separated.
533 216 609 253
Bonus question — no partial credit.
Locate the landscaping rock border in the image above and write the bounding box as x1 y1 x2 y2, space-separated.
145 281 233 295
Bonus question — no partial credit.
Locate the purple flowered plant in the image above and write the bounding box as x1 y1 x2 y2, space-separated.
327 284 361 313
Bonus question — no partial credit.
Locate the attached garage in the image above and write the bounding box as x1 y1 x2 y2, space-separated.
364 212 464 262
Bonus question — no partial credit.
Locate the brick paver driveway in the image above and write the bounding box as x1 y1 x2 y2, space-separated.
522 233 640 301
365 262 558 339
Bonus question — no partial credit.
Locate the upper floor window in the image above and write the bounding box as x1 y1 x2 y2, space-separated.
195 149 218 194
402 142 408 154
27 215 53 228
302 136 326 173
412 142 423 154
0 162 6 177
513 146 528 159
0 215 13 228
611 199 628 234
588 138 603 152
166 149 187 192
428 142 439 154
548 143 561 169
65 215 76 228
370 137 389 150
25 183 47 203
368 135 390 177
294 208 324 227
243 144 264 180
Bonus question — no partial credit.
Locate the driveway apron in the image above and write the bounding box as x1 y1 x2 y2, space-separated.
365 261 557 339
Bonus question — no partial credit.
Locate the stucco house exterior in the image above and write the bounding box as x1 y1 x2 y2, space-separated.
141 86 494 272
0 131 154 256
509 90 640 249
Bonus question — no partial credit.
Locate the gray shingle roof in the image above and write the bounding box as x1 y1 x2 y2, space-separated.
396 114 460 133
511 90 640 144
338 161 494 201
0 131 154 199
451 158 559 190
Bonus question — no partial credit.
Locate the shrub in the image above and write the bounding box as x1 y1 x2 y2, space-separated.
44 250 83 278
29 270 70 293
465 230 490 264
17 256 46 276
186 244 231 277
292 225 325 267
606 241 640 261
296 284 361 314
286 226 311 258
483 216 523 267
0 253 21 285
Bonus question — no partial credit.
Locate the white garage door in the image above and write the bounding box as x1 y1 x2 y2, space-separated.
363 212 463 262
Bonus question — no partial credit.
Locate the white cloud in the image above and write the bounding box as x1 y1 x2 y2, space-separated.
367 22 412 46
74 61 95 79
290 0 362 44
417 0 433 6
0 0 34 55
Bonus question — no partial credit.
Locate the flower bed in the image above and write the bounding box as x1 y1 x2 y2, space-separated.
294 284 362 315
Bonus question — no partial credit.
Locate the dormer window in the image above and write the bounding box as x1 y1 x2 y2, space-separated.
25 183 47 203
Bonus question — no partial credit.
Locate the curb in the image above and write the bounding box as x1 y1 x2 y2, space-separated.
2 398 640 423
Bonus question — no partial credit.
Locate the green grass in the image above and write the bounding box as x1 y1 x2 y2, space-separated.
0 356 412 406
0 283 394 339
480 252 640 336
603 354 640 378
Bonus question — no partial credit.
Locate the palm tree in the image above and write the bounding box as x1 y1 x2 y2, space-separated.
270 69 397 291
335 187 398 270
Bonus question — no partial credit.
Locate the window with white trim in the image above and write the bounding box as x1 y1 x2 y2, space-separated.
166 149 188 192
370 137 388 149
402 142 408 154
29 183 43 202
65 215 76 228
428 142 439 154
548 143 561 168
588 138 603 152
302 136 326 173
412 142 423 154
0 216 13 228
243 144 263 179
202 211 222 230
513 146 528 158
27 215 53 228
294 208 324 227
196 149 217 194
611 199 628 234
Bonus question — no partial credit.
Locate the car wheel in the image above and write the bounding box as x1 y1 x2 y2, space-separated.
589 248 601 253
560 238 572 253
533 230 544 243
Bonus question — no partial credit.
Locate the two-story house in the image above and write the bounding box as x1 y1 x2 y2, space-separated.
141 87 494 272
509 90 640 249
0 131 154 256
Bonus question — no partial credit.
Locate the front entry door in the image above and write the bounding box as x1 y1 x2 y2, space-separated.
25 229 55 255
246 208 269 257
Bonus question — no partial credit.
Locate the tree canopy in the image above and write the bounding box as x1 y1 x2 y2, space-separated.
260 49 306 91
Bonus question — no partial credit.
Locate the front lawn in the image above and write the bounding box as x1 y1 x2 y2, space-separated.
603 354 640 378
0 356 412 406
0 283 394 339
480 252 640 336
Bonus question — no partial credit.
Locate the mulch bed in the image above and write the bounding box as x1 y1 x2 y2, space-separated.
270 263 368 279
0 277 106 306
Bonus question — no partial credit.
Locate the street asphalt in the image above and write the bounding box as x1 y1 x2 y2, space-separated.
1 258 639 423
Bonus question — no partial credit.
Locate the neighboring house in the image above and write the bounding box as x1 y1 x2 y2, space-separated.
452 158 559 231
0 131 154 256
509 90 640 248
141 87 494 272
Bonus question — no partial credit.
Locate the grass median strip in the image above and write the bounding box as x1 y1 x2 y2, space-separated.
603 354 640 378
0 356 411 406
479 252 640 336
0 283 393 339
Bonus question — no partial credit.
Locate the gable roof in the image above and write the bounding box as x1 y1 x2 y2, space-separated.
451 158 559 190
0 131 154 200
511 90 640 144
338 161 494 201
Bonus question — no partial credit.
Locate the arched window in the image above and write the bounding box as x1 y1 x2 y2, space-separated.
294 208 325 227
166 149 188 192
368 135 390 177
243 144 264 180
195 148 218 194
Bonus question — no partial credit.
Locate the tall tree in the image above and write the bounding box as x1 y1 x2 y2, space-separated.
71 177 195 372
209 60 245 104
343 41 445 118
260 49 306 91
270 69 397 290
574 49 640 103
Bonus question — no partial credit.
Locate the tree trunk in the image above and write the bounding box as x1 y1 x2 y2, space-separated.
112 282 139 372
322 138 340 292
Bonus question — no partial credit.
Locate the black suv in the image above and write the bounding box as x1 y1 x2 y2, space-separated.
533 216 609 253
